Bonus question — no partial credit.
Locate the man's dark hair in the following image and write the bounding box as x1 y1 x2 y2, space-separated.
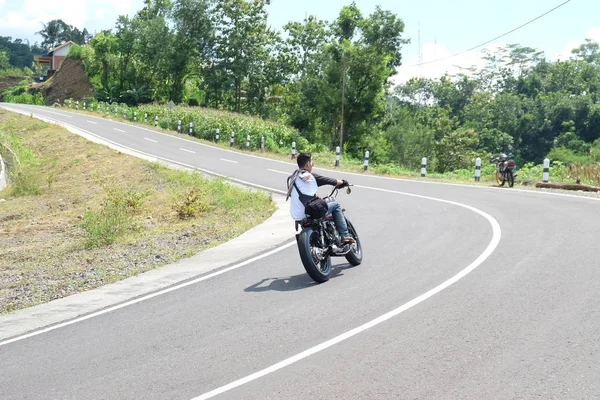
297 152 311 168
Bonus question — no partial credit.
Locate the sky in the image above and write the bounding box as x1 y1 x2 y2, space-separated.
1 0 599 85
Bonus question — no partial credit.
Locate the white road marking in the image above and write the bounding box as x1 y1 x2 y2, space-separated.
180 148 195 154
0 241 296 347
267 169 289 175
114 128 126 133
191 186 502 400
220 158 238 164
144 138 158 143
87 120 97 124
38 109 73 118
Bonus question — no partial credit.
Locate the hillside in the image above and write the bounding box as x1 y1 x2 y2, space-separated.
30 59 93 104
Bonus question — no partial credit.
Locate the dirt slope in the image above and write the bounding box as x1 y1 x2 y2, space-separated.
32 59 94 104
0 76 27 91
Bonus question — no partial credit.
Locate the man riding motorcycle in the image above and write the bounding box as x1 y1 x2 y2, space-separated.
286 152 355 245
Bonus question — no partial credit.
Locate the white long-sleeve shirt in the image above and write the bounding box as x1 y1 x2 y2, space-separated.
286 169 337 221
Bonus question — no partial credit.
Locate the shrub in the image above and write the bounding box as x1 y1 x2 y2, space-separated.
171 185 211 219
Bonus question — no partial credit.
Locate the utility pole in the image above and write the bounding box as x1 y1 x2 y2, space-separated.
340 51 347 153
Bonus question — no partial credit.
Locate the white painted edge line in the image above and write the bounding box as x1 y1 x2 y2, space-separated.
37 108 72 118
0 241 297 347
220 158 238 164
267 169 290 175
180 148 196 154
144 138 158 143
87 120 97 124
192 185 502 400
114 128 126 133
7 104 600 204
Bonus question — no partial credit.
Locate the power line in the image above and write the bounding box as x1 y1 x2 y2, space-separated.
410 0 572 67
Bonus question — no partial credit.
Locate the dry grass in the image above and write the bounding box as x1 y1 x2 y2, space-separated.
0 109 275 313
567 163 600 186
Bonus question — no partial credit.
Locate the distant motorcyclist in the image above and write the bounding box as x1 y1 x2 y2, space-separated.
286 152 355 244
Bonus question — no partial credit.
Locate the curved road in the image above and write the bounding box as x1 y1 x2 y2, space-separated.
1 104 600 399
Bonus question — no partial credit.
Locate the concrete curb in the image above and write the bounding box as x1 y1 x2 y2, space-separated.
0 151 6 192
0 105 296 341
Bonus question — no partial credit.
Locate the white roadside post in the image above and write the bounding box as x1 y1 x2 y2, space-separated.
144 113 148 123
189 122 193 136
475 157 481 182
335 146 340 167
154 116 158 127
246 135 250 151
76 101 79 110
230 132 235 147
215 128 220 142
134 112 137 122
261 136 264 152
177 120 181 133
364 150 369 171
292 141 296 159
421 157 427 177
83 102 86 110
543 158 550 183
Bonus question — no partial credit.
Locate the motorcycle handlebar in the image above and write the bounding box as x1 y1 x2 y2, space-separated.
327 183 353 199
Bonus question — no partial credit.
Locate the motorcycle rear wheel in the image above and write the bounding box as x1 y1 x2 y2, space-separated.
506 169 514 188
297 227 332 283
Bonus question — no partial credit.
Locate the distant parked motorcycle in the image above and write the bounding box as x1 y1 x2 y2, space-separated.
491 153 517 187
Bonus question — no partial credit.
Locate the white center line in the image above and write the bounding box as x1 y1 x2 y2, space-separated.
220 158 238 164
114 128 125 133
180 148 195 154
87 120 97 124
267 168 290 175
144 138 158 143
191 186 502 400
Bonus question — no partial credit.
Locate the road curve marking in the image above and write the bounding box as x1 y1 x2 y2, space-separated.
114 128 126 133
191 185 502 400
0 108 502 356
220 158 238 164
180 148 195 154
144 138 158 143
87 120 97 124
267 169 290 175
0 241 297 347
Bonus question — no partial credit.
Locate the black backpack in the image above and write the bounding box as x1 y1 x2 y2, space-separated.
292 180 328 219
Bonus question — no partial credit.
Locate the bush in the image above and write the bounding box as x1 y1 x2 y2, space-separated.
79 183 146 248
5 92 45 105
80 201 133 248
171 185 211 219
8 163 44 196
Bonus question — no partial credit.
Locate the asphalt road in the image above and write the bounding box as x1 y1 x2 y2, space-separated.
1 104 600 399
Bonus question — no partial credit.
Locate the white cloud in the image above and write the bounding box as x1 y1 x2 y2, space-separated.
3 0 142 43
0 0 5 8
554 26 600 61
392 42 507 86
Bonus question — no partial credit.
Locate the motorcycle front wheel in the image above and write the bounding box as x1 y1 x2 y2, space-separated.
495 170 505 186
344 219 363 266
297 227 332 283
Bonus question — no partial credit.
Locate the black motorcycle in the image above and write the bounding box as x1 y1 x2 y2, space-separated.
294 184 363 283
492 152 517 188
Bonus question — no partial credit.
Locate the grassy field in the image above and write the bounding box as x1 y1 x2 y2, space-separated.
0 109 276 313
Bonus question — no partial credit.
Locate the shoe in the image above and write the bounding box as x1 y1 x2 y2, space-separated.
341 236 356 244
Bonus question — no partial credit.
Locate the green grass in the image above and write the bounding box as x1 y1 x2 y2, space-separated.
0 109 276 314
